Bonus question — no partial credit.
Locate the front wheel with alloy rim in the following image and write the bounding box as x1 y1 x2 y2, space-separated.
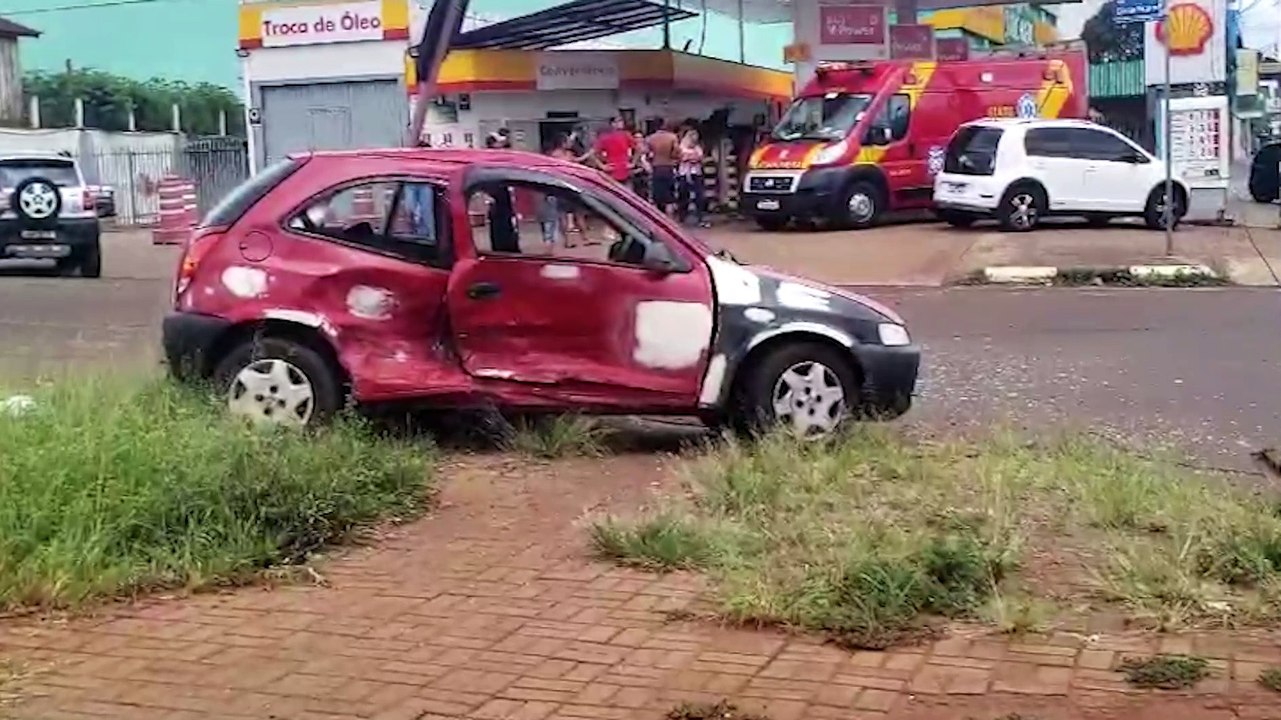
998 184 1045 232
839 181 881 229
1144 185 1185 230
212 337 343 427
736 342 860 439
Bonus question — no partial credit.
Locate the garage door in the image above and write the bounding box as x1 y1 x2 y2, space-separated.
260 80 405 168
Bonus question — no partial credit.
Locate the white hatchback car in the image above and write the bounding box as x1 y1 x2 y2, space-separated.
933 119 1188 232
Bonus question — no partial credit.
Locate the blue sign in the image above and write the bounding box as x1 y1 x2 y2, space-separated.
1115 0 1165 24
1016 93 1038 119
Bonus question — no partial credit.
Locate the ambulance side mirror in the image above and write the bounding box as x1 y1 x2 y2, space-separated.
865 126 892 146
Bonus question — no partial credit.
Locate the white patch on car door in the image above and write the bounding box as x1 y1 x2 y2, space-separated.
633 301 713 370
221 266 268 298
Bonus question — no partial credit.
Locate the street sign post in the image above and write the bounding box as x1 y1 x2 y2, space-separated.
1117 0 1172 256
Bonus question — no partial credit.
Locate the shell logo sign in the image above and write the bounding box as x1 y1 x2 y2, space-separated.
1156 2 1214 56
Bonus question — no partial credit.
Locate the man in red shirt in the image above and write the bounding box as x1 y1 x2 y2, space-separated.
592 116 633 183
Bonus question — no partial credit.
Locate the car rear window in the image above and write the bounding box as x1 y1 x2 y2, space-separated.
944 126 1003 176
0 159 80 188
200 157 303 228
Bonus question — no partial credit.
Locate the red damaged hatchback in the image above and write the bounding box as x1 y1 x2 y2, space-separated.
163 149 920 436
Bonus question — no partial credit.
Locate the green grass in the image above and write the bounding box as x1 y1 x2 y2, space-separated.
1119 655 1210 689
508 414 611 459
0 377 435 610
1258 667 1281 693
591 428 1281 645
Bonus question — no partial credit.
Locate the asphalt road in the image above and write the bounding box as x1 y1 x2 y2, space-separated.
868 286 1281 474
1 251 1277 471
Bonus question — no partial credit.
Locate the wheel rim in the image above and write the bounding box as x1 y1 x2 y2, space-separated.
771 361 846 437
19 182 58 219
847 192 874 223
1009 193 1037 229
227 358 315 426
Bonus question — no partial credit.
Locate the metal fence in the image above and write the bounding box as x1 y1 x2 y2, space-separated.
75 138 249 226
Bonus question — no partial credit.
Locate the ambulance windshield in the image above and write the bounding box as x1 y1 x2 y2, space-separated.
772 93 873 142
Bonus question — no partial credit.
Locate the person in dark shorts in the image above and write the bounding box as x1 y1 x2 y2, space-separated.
646 120 680 217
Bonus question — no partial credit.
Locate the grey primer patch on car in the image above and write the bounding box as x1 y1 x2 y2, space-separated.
699 258 865 409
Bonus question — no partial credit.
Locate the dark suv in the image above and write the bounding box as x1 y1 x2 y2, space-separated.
0 153 102 277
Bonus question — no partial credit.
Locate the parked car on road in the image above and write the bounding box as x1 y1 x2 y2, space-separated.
162 149 920 436
933 118 1188 232
88 184 117 218
1248 140 1280 203
0 152 102 277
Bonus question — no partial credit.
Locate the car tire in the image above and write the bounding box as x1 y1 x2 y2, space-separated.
1143 185 1185 230
754 216 789 232
997 183 1045 232
839 181 882 230
734 341 860 439
1084 214 1110 228
79 242 101 278
212 336 344 427
938 209 977 228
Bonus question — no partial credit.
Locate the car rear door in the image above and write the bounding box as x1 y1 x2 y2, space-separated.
444 167 715 411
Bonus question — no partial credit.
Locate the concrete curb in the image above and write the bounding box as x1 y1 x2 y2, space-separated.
977 263 1222 286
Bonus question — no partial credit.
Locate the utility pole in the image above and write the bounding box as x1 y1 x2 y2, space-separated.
407 0 471 147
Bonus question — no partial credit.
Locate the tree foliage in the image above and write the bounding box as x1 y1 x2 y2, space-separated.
1082 0 1145 63
22 69 245 137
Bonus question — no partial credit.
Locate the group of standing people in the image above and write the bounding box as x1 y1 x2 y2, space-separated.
548 115 712 229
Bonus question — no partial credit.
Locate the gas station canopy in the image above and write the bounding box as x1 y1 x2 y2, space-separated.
454 0 697 49
694 0 1078 25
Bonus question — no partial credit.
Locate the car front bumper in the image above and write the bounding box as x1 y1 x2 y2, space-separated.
742 167 850 220
851 342 921 418
163 311 233 380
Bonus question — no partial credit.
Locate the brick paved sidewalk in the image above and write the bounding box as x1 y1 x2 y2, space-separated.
3 455 1281 720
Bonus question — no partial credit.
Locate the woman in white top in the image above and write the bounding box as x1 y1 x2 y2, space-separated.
676 128 709 228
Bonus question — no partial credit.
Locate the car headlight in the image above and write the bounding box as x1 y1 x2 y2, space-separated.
813 140 848 165
877 323 911 346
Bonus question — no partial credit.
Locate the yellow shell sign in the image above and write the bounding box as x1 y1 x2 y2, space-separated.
1156 2 1214 57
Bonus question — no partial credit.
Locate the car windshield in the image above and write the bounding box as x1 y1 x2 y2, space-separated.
772 93 873 142
0 159 80 188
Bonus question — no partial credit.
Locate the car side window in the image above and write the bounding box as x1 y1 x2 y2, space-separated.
1024 128 1071 158
289 180 449 268
1065 128 1134 162
465 180 655 268
886 94 910 141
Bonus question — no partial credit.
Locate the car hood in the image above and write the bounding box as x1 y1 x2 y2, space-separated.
752 264 905 324
706 254 904 325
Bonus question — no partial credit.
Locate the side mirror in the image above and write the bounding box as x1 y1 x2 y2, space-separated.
641 241 678 273
1124 151 1149 164
865 126 892 146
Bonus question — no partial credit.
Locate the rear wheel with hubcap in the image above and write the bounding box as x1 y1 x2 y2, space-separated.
998 184 1045 232
735 342 859 439
213 337 343 427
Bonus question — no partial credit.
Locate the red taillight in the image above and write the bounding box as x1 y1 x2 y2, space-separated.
82 189 95 208
173 228 222 306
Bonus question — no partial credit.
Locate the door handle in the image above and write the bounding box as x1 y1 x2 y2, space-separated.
466 281 501 300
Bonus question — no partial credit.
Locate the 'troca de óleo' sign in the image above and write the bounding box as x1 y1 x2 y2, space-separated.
259 1 387 47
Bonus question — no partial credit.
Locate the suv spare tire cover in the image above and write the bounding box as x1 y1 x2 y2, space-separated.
11 176 63 222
